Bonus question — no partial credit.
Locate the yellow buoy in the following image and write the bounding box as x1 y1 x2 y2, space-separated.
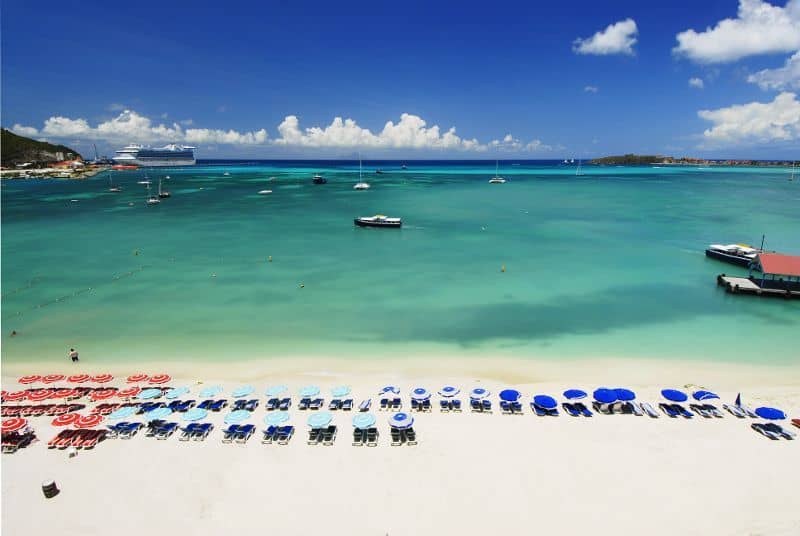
501 265 506 273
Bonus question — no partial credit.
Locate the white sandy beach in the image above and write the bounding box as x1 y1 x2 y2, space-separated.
2 357 800 536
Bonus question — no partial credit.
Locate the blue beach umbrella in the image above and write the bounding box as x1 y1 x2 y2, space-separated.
470 387 490 400
410 387 431 401
137 388 163 400
661 389 688 403
232 385 254 398
224 410 251 425
299 385 320 398
199 385 223 399
438 386 460 397
389 412 414 429
264 411 290 426
379 385 400 395
331 386 351 398
165 386 190 400
499 389 521 402
144 407 172 421
593 388 617 404
563 389 587 400
614 388 637 401
307 411 333 429
182 408 208 422
107 406 137 420
352 413 376 429
692 390 720 401
755 407 786 420
533 395 558 410
265 385 288 397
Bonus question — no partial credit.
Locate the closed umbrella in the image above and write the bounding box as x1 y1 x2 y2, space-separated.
264 411 290 426
352 413 376 429
232 385 255 398
533 395 558 410
410 388 431 401
18 375 41 385
389 412 414 429
661 389 688 403
2 418 29 433
299 385 320 398
182 408 208 422
470 387 490 400
307 411 333 429
692 390 719 401
144 407 172 421
593 388 618 404
499 389 521 402
265 385 288 397
438 386 460 397
165 386 190 400
755 407 786 420
107 406 137 420
224 410 251 425
331 386 351 398
563 389 587 400
136 388 163 400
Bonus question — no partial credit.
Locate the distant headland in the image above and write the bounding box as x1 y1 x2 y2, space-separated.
590 154 796 167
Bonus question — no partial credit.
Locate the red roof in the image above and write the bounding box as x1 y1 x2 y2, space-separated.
757 253 800 277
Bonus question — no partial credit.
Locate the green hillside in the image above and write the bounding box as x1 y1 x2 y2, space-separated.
1 128 82 167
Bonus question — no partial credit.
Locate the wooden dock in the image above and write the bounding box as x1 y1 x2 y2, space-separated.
717 274 799 299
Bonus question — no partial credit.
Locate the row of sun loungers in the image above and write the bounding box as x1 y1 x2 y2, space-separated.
562 402 593 417
93 402 140 415
500 401 524 414
390 427 417 446
328 399 354 411
197 399 229 411
352 427 379 446
2 403 85 417
379 398 402 411
298 398 325 410
231 399 258 412
107 422 144 439
412 399 432 412
145 420 179 439
221 424 256 443
2 431 36 453
752 423 796 440
265 398 292 411
307 425 338 445
439 399 462 412
47 429 106 449
471 399 493 413
179 423 214 441
262 425 295 444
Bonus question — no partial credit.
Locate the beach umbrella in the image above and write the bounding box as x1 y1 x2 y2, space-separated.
27 389 52 402
470 387 490 400
593 388 618 404
182 408 208 422
127 373 149 383
735 393 742 406
67 374 91 384
148 374 171 385
90 388 118 402
755 407 786 420
224 410 252 425
92 374 113 383
614 388 636 401
410 387 431 401
692 390 720 401
438 386 460 397
299 385 320 397
107 406 137 420
165 386 190 400
307 411 333 429
144 407 172 421
563 389 587 400
231 385 255 398
74 414 104 428
117 387 142 398
42 374 66 384
199 385 223 399
661 389 688 403
2 418 29 433
499 389 521 402
533 395 558 410
51 413 80 426
3 391 26 402
265 385 288 397
352 413 376 429
18 375 41 385
379 385 400 395
264 411 290 426
388 412 414 429
331 386 351 398
53 388 78 399
137 388 163 400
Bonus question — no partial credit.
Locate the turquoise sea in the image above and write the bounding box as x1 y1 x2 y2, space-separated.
2 161 799 366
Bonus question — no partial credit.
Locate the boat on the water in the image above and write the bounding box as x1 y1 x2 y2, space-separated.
157 179 171 198
145 183 160 205
705 244 760 267
258 189 272 195
354 156 370 190
114 144 195 167
313 174 327 184
354 215 402 228
108 175 122 193
489 160 506 183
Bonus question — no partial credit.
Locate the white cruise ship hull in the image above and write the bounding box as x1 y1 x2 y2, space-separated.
112 156 196 167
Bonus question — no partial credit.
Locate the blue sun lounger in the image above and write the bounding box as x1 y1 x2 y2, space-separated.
279 398 291 411
359 399 371 412
341 399 353 411
222 424 240 443
266 398 279 410
470 399 482 412
562 403 581 417
659 403 679 418
276 425 294 444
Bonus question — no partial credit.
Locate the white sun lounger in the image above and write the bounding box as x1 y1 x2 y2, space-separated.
640 402 659 418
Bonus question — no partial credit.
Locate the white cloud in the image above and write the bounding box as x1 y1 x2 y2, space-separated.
674 0 800 63
584 85 599 93
185 128 268 145
107 103 127 112
747 50 800 90
42 116 92 137
697 91 800 143
688 77 705 89
488 134 552 152
11 124 39 137
573 18 638 56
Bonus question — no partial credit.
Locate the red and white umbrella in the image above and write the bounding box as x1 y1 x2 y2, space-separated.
74 414 103 428
3 391 26 402
90 388 118 401
117 386 141 398
2 417 29 433
92 373 114 383
18 375 41 385
148 374 171 385
53 388 78 399
42 374 66 384
51 413 80 426
27 389 53 402
127 373 149 383
68 374 91 384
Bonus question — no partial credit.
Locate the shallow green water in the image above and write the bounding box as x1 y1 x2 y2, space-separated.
2 161 799 366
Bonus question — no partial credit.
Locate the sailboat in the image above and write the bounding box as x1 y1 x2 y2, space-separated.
354 155 370 190
108 174 122 193
489 160 506 183
146 182 160 205
576 160 584 176
158 178 171 198
790 161 795 182
137 170 151 185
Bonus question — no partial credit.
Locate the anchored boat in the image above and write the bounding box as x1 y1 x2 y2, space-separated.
354 215 402 228
705 244 760 267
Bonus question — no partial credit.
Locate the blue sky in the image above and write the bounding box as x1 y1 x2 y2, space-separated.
2 0 799 159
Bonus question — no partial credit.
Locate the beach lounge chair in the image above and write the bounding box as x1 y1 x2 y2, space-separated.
629 402 643 416
690 404 712 418
740 405 758 418
193 423 213 441
500 401 511 414
701 404 723 418
482 400 492 413
366 428 378 447
311 398 324 410
672 404 694 419
329 399 341 411
392 398 402 410
155 422 178 440
470 399 482 412
380 398 389 411
411 399 420 411
390 427 402 446
279 398 291 411
180 423 200 441
562 403 581 417
266 398 279 411
81 430 107 449
299 398 311 410
276 425 294 445
341 399 353 411
763 423 795 440
234 424 255 444
751 423 779 440
120 422 143 439
405 428 418 445
659 403 679 418
353 428 366 446
723 404 746 418
222 424 240 443
198 400 213 410
451 399 462 412
359 399 371 412
169 400 185 412
640 402 659 418
146 420 166 437
792 418 800 430
307 428 322 445
322 425 337 445
512 401 524 414
440 400 450 412
48 430 74 448
232 400 247 411
262 425 277 444
422 399 432 412
212 399 228 411
244 399 259 412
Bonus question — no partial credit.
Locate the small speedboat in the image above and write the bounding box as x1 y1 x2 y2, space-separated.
354 182 370 190
705 244 759 267
401 164 407 170
258 189 273 195
488 177 506 184
109 186 122 193
223 172 230 176
354 214 402 228
146 197 160 206
313 174 327 184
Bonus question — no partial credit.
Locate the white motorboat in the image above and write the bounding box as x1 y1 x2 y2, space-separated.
354 215 402 228
258 190 273 195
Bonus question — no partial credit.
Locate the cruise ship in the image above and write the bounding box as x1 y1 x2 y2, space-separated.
113 144 196 167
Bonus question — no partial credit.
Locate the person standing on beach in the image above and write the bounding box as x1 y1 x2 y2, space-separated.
68 348 79 363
